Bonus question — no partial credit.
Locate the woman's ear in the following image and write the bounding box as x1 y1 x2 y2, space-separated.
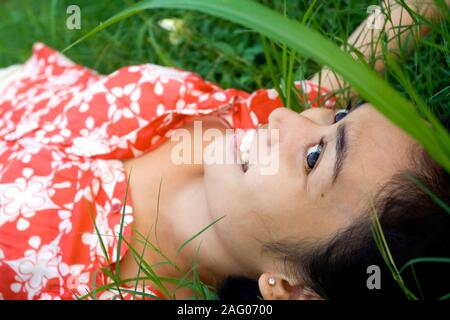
258 272 322 300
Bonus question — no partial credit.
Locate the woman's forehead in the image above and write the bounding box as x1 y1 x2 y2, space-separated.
330 103 415 200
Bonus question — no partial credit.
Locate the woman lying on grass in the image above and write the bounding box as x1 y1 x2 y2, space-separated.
0 0 449 300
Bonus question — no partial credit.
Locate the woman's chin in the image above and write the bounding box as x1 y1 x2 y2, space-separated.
203 134 243 175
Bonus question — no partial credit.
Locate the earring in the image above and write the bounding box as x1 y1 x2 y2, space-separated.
268 277 276 286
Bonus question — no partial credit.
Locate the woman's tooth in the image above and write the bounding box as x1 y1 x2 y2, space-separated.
239 129 255 169
242 130 255 145
240 142 249 152
240 150 249 163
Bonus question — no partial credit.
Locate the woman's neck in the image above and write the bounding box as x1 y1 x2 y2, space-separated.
119 118 244 298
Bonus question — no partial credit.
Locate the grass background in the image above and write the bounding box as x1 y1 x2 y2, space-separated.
0 0 448 118
0 0 448 299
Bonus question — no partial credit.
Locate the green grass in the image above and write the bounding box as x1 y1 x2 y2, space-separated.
1 0 449 300
1 0 447 115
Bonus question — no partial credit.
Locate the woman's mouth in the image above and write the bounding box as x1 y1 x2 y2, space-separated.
235 129 256 173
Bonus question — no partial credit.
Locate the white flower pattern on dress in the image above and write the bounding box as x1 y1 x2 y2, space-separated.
0 168 59 231
4 235 62 300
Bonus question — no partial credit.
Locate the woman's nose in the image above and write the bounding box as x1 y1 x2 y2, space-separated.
268 107 333 146
268 107 333 130
299 107 335 125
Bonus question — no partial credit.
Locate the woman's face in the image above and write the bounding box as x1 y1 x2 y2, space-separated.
203 103 417 273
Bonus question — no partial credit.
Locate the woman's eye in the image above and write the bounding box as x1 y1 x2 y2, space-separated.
306 107 348 173
306 143 322 170
305 108 348 173
334 109 349 123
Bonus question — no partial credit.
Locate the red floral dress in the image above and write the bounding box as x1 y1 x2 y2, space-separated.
0 43 335 300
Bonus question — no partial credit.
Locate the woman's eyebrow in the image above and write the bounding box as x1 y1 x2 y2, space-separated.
332 122 348 185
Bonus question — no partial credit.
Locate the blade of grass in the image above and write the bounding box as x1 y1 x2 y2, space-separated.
384 51 450 152
89 268 100 300
176 215 225 256
111 287 162 299
131 228 182 273
132 176 163 298
78 276 160 299
410 265 424 300
121 236 171 297
369 198 418 299
114 167 134 299
49 0 57 45
399 257 450 273
439 292 450 300
86 200 123 299
261 36 285 106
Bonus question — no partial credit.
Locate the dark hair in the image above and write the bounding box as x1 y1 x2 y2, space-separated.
218 116 450 300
